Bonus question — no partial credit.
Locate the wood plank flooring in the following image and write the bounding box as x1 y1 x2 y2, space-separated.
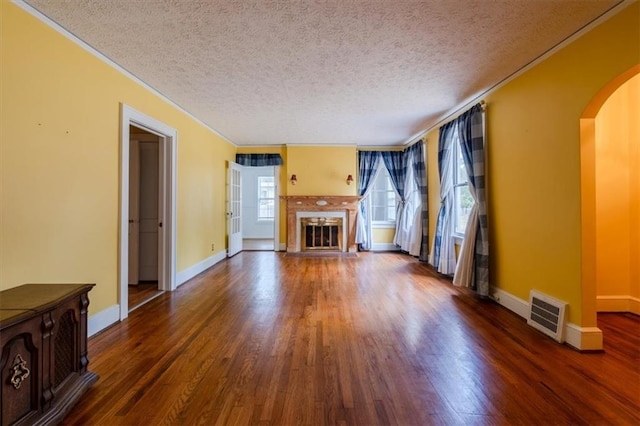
64 252 639 425
128 282 163 311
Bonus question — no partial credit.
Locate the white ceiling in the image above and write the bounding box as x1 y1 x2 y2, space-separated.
24 0 621 146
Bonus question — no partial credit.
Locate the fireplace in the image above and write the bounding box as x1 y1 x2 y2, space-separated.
282 196 360 253
301 217 343 251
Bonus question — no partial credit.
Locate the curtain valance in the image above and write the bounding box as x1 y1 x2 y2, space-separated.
235 154 283 166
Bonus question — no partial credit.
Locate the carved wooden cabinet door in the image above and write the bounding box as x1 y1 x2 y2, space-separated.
1 312 42 426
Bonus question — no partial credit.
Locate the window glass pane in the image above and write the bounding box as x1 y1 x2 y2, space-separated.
372 188 383 207
370 167 397 224
454 184 472 234
259 199 274 218
257 176 275 219
387 206 396 221
456 143 468 184
373 206 385 221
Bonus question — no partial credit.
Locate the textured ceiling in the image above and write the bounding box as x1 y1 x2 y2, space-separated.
24 0 621 146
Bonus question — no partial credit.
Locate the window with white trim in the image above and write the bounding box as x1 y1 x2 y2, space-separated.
453 139 472 236
257 176 275 220
370 166 398 228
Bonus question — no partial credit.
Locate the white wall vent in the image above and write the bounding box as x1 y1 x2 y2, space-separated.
527 290 567 343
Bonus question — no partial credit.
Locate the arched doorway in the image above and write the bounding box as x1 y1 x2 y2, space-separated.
580 64 640 349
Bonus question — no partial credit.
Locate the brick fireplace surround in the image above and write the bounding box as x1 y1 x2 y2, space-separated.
281 196 361 253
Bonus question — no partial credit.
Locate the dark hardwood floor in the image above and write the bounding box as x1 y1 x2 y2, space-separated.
65 252 639 425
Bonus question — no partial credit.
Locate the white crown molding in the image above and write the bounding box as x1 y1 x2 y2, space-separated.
285 143 358 148
11 0 237 147
356 146 406 152
237 144 286 149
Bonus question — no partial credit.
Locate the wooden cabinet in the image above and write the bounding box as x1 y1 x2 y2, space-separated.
0 284 98 426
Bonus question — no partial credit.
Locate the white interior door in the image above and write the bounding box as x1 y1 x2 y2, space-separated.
128 140 140 285
227 161 243 257
139 141 159 281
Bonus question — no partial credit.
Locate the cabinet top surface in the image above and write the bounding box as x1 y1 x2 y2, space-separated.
0 283 95 312
0 309 32 324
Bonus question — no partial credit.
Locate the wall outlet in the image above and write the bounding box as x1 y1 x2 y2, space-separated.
211 243 215 252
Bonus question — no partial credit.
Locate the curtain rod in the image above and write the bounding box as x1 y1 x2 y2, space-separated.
402 100 486 146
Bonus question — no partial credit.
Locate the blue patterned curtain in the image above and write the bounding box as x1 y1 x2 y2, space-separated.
406 141 429 262
381 151 406 199
429 121 457 274
453 104 489 296
355 151 381 250
235 154 283 167
381 151 406 248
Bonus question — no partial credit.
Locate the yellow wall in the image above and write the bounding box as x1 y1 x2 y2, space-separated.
1 1 236 314
595 74 640 305
234 145 400 246
426 3 639 325
372 228 396 245
427 128 441 250
286 146 357 196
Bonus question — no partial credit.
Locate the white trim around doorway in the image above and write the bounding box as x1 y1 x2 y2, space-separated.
120 104 177 321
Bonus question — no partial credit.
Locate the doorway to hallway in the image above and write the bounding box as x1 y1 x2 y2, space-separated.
128 126 164 311
119 104 177 321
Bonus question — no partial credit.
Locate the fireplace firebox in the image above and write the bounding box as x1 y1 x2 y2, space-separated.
302 217 342 251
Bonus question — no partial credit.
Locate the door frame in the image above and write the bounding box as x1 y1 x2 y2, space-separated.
239 165 280 251
120 104 177 321
273 165 280 251
227 161 243 257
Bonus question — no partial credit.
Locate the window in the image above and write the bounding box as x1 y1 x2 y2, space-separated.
453 139 472 236
370 166 397 227
257 176 275 220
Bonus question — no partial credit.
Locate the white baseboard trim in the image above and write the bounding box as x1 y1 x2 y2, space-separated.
176 250 227 286
371 243 400 252
492 288 530 318
597 295 640 314
88 304 120 337
565 324 603 351
279 243 287 251
491 287 603 351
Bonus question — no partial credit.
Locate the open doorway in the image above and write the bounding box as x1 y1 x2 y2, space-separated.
592 73 639 314
580 65 640 349
242 166 278 251
128 126 164 311
119 104 177 321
